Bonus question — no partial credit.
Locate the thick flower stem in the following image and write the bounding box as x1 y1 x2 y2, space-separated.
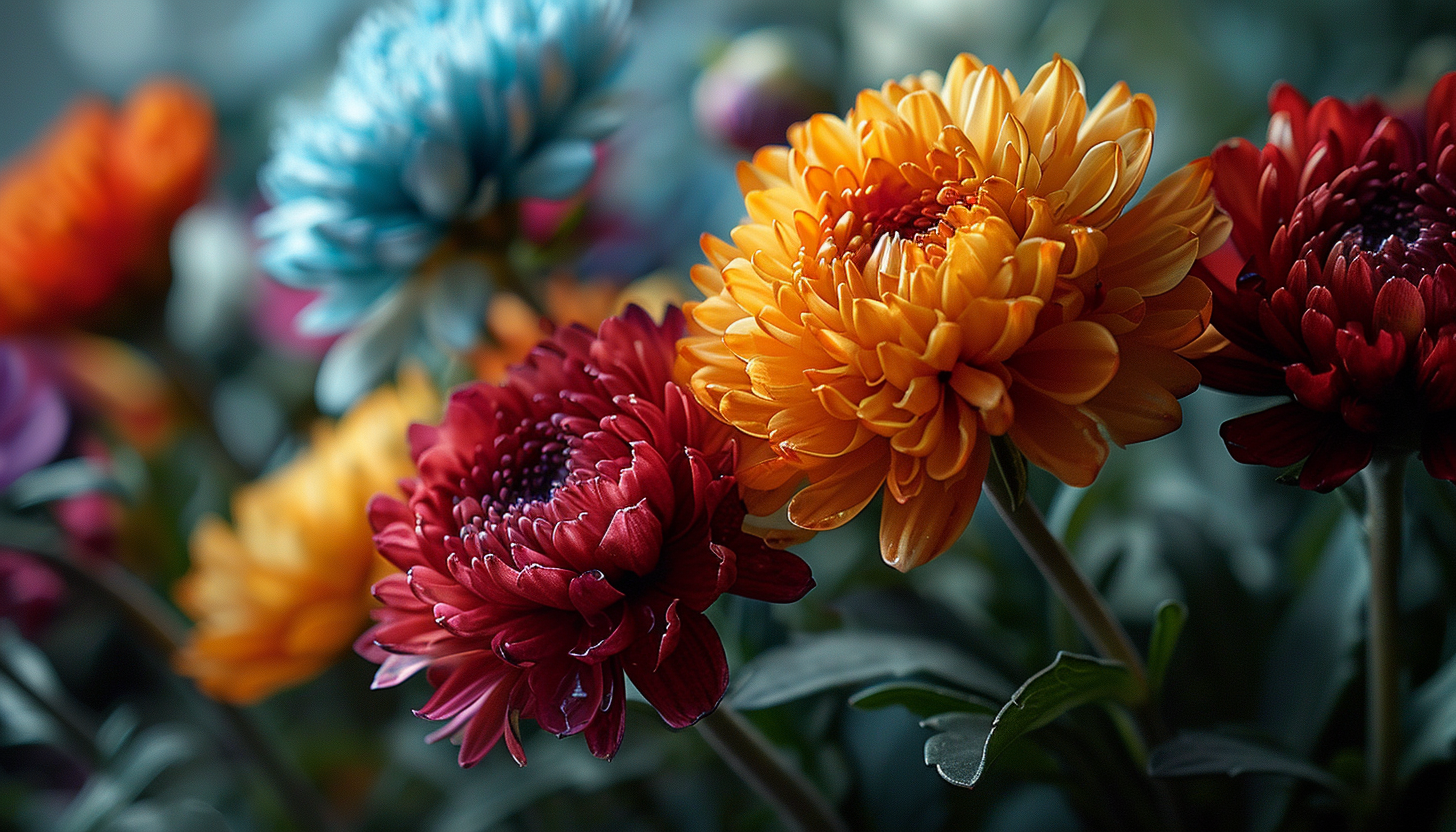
6 521 343 832
983 476 1149 699
696 706 849 832
1362 451 1407 818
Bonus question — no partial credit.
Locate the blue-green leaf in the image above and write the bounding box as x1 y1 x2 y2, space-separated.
928 651 1138 789
1148 600 1187 695
5 458 125 508
850 680 998 718
1148 731 1345 792
729 631 1013 710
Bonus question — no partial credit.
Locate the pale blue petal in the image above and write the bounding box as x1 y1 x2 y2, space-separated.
422 259 491 351
514 138 596 199
313 287 422 414
295 276 400 335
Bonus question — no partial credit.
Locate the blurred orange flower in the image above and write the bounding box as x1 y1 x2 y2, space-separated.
471 273 684 382
0 79 214 333
173 370 439 704
677 54 1230 570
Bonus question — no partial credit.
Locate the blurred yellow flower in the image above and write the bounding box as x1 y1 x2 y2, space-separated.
677 54 1230 570
173 371 439 704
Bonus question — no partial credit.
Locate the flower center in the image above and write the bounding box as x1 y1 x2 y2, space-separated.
1342 185 1423 253
867 184 979 252
1335 169 1456 281
476 415 571 515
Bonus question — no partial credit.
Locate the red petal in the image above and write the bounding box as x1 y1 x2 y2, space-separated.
1299 429 1375 491
1219 402 1333 467
1337 325 1404 395
1195 354 1287 395
583 666 627 760
727 543 815 603
569 570 625 623
1284 363 1345 412
624 611 728 729
599 498 665 576
454 675 519 767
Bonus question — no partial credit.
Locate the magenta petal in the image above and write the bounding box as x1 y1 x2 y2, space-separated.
624 610 728 729
454 676 519 767
1220 402 1333 467
416 653 509 720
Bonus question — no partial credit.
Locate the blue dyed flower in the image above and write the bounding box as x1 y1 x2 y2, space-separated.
256 0 629 411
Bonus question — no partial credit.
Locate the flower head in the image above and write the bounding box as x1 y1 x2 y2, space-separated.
677 54 1229 570
174 371 439 704
1195 74 1456 489
256 0 630 409
0 80 214 334
357 307 813 766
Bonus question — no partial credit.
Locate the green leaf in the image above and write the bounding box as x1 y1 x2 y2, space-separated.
1148 731 1345 792
5 458 126 508
850 680 998 718
922 712 995 787
1147 600 1186 695
57 725 197 832
988 435 1029 512
729 631 1013 710
99 800 230 832
1401 647 1456 780
928 651 1138 789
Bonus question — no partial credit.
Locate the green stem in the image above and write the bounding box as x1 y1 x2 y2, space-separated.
8 525 343 832
1362 451 1406 819
695 706 848 832
982 476 1149 700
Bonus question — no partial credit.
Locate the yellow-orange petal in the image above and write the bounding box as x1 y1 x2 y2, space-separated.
1006 385 1107 487
880 440 989 571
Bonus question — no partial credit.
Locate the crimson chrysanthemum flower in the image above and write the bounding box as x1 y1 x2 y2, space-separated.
1195 74 1456 489
356 306 814 766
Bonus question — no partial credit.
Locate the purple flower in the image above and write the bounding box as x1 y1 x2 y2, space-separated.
0 343 68 493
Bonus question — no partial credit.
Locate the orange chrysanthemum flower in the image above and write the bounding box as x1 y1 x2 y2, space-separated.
174 371 439 704
677 54 1231 570
0 79 213 333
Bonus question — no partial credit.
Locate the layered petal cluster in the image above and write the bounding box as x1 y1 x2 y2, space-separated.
1195 75 1456 489
174 371 439 704
357 307 813 766
677 54 1229 570
256 0 629 345
0 81 214 333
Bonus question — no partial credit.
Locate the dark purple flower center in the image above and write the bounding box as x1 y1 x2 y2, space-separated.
1343 187 1423 252
1334 167 1456 281
477 415 571 515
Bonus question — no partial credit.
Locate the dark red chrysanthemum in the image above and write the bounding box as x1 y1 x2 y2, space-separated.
1194 73 1456 490
355 306 814 766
